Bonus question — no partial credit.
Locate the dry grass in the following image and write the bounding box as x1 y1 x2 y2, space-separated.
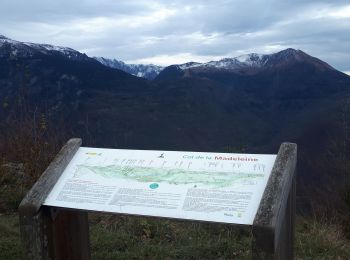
296 216 350 259
0 113 67 212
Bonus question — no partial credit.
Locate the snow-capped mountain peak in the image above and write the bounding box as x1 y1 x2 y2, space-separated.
94 57 164 80
0 35 18 45
170 48 327 72
235 53 266 64
154 48 335 80
0 35 89 61
171 54 267 72
178 62 202 70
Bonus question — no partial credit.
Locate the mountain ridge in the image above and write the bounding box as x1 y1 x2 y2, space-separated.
0 35 339 80
96 48 337 80
156 48 336 81
0 35 92 62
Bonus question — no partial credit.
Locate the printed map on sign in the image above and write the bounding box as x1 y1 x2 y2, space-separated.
44 147 276 225
74 163 265 188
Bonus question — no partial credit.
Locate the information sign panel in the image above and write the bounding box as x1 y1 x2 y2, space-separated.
44 147 276 225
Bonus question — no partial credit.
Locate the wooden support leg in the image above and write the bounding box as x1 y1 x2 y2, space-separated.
275 176 296 260
252 176 296 260
19 207 90 260
252 143 297 259
19 209 50 260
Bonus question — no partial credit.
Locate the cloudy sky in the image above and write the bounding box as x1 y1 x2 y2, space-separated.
0 0 349 73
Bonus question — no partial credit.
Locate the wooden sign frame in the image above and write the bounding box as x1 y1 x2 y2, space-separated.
19 138 296 260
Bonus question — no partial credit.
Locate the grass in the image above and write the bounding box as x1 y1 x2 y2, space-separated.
295 217 350 259
89 214 251 259
1 213 349 260
0 214 23 260
0 167 27 213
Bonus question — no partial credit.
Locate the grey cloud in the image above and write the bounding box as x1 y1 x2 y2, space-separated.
0 0 349 71
0 0 153 21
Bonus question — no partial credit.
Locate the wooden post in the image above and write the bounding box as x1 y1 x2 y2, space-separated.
18 138 91 260
252 142 297 259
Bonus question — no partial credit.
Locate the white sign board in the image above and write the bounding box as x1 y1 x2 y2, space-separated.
44 147 276 225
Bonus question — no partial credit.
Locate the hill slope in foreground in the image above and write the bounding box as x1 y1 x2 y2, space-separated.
1 35 350 211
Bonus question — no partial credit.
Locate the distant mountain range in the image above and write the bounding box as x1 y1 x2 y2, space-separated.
156 49 335 81
94 48 335 81
93 57 163 80
1 34 350 210
1 34 337 81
